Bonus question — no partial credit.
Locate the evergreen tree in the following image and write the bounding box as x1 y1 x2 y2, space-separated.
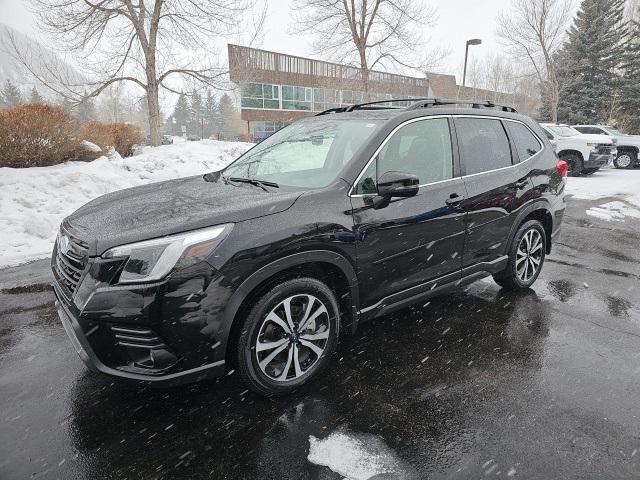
618 6 640 131
557 0 628 124
77 92 96 123
189 90 203 137
172 93 189 136
537 81 554 122
2 80 22 107
30 87 44 104
204 90 219 138
218 93 241 139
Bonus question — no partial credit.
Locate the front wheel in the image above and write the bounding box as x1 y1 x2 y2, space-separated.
236 277 340 396
614 151 636 169
561 153 583 177
493 220 546 291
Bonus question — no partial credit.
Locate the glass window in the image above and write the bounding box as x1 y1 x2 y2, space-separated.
547 125 579 137
456 118 513 175
505 122 542 162
241 83 280 110
282 86 312 110
354 118 453 194
225 119 382 188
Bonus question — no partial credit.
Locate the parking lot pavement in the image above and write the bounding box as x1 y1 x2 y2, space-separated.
2 195 640 480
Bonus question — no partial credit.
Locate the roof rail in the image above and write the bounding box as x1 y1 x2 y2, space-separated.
407 98 518 113
315 97 518 116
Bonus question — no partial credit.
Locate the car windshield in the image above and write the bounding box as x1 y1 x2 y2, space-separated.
223 118 381 188
548 125 580 137
604 127 627 136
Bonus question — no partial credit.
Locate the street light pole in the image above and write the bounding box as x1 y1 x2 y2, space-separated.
462 38 482 89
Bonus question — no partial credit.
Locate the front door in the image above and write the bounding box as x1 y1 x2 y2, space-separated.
351 117 467 311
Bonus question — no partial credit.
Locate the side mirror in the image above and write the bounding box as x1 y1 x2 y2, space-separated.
377 171 420 198
373 171 419 209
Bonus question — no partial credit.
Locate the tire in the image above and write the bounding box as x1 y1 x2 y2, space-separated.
614 151 637 169
560 153 584 177
236 277 340 396
583 169 598 175
493 220 547 291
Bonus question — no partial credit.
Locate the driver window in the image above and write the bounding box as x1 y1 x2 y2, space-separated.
354 118 453 194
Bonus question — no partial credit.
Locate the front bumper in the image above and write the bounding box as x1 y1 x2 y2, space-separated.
586 152 611 168
52 256 233 386
55 295 226 386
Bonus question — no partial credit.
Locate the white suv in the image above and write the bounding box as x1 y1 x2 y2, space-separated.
540 123 615 176
573 125 639 169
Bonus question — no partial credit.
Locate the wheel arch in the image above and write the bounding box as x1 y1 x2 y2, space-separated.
617 145 639 155
220 250 360 370
557 149 584 161
508 202 554 255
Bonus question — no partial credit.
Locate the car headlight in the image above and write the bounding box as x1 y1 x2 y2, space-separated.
103 224 233 284
587 143 595 150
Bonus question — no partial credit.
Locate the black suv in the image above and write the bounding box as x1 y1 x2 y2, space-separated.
52 99 566 396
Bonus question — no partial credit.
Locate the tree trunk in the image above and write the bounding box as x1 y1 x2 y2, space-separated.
146 80 161 146
359 48 370 102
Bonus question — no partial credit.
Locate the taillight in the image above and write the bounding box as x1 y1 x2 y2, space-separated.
556 160 568 178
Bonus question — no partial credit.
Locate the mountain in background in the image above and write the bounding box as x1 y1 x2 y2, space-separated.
0 23 85 100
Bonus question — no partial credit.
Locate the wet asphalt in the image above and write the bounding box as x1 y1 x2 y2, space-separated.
2 194 640 480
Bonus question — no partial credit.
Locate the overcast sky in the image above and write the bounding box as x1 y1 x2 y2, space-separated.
0 0 506 82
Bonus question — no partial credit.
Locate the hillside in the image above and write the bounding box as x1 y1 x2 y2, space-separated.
0 23 84 100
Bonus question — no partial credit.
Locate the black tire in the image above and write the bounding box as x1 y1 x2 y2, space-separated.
493 220 547 291
614 151 637 169
561 153 584 177
236 277 340 396
582 168 598 175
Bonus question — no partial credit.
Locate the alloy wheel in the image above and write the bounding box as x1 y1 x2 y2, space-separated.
617 154 632 168
516 229 543 283
255 294 330 382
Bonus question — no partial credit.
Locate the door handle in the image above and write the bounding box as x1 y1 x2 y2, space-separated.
445 193 465 205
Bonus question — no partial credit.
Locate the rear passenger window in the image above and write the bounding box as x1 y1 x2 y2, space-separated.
505 122 542 162
456 118 512 175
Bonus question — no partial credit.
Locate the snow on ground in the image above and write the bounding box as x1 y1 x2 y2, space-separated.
307 429 416 480
0 139 252 268
586 201 640 222
565 169 640 207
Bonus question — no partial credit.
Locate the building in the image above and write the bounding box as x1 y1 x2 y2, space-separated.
228 44 536 140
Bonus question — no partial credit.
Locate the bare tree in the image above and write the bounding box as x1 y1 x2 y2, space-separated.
4 1 264 145
291 0 442 101
497 0 574 122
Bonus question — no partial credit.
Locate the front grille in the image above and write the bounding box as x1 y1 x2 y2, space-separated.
53 230 89 299
596 144 613 155
110 325 167 350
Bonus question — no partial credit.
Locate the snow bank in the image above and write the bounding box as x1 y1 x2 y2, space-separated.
586 201 640 222
565 169 640 207
0 139 252 267
307 429 416 480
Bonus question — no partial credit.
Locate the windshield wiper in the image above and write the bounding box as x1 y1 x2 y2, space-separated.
228 177 279 192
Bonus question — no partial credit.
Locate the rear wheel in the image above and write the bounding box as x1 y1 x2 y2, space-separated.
561 153 583 177
614 151 636 169
493 220 546 291
236 277 339 396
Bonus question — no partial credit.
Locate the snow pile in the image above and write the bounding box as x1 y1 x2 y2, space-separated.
307 429 416 480
586 201 640 222
565 169 640 207
0 139 252 267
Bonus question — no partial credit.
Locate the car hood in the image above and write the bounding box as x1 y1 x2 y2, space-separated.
64 174 303 256
615 135 640 146
577 133 613 144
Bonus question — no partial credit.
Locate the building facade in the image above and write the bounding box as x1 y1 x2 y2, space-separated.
228 44 536 140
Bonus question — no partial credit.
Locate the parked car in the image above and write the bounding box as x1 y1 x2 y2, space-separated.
187 135 201 141
540 123 614 176
573 124 640 169
52 99 566 396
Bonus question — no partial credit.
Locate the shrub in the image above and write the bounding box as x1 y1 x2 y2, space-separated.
0 104 99 168
81 121 144 157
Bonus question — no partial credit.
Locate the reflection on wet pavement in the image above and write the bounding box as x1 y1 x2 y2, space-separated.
2 199 640 479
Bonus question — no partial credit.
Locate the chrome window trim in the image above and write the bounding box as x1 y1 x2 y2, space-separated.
348 114 545 197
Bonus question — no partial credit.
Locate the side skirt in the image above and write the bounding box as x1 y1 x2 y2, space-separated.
357 256 508 322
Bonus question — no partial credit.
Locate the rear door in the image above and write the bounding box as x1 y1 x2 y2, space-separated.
351 117 466 310
455 117 530 269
